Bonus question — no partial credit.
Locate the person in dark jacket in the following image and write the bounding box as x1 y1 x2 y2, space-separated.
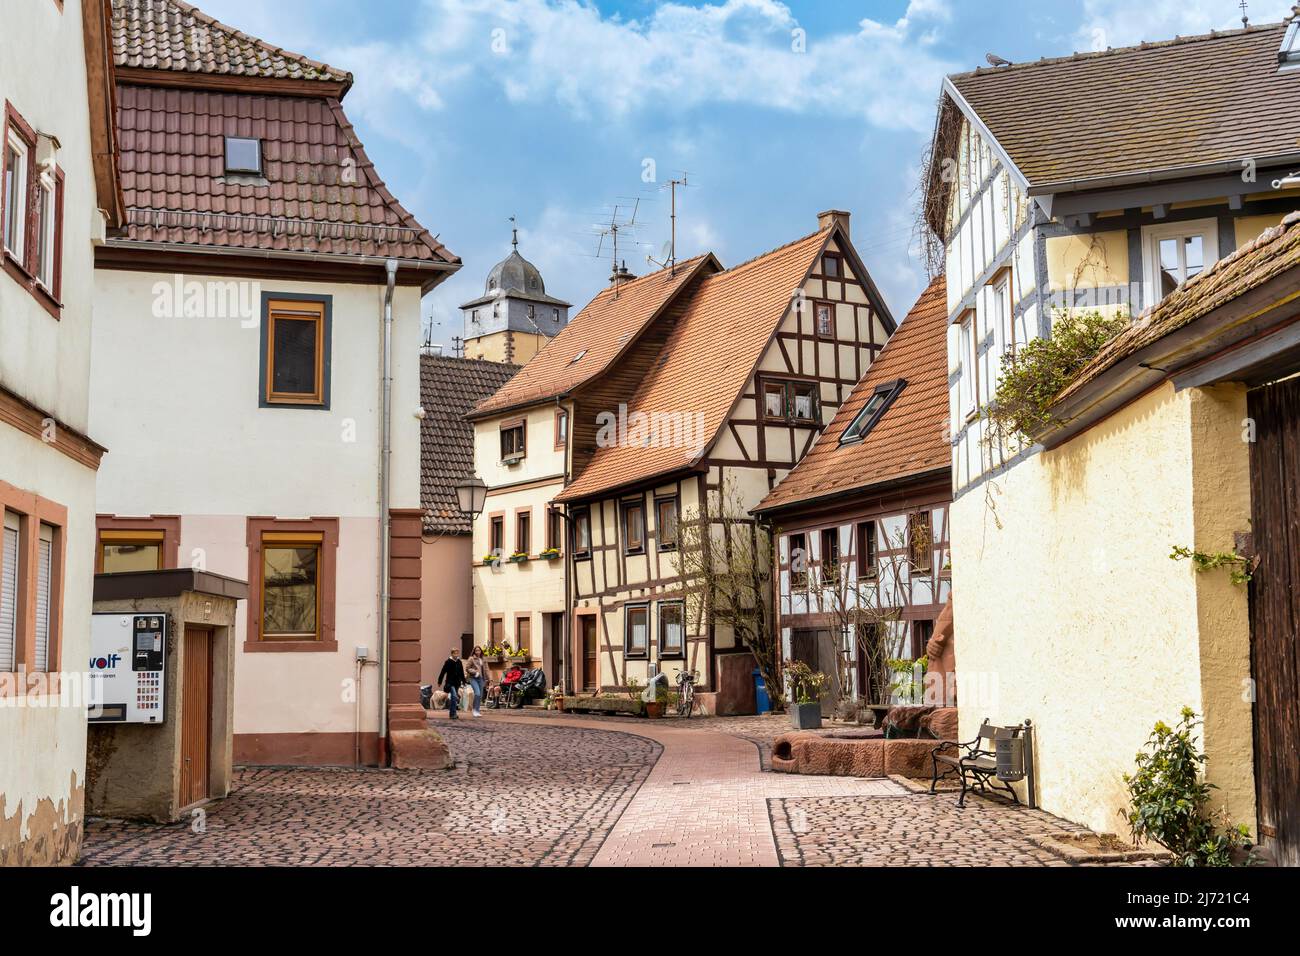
437 647 466 720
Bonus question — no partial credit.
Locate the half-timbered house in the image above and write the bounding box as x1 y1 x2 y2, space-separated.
466 254 717 693
553 211 894 707
919 9 1300 851
753 277 950 713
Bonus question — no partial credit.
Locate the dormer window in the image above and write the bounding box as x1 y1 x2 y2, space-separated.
841 380 905 445
1280 20 1300 70
224 136 261 175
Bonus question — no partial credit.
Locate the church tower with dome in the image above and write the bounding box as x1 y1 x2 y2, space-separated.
459 224 572 364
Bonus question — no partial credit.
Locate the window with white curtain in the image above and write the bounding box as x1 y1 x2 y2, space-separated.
1 512 18 673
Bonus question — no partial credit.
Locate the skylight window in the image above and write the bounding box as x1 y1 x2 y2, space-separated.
840 380 905 445
224 136 262 175
1281 21 1300 69
570 349 587 364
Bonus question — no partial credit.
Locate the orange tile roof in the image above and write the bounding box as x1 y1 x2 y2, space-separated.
555 228 834 502
469 254 717 419
754 276 950 515
948 22 1299 191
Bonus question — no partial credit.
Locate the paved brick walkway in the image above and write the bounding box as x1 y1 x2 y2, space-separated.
81 719 658 866
81 711 1140 867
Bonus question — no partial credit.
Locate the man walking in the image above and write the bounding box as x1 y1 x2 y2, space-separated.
437 646 466 720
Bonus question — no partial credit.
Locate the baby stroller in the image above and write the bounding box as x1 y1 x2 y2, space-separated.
490 666 525 709
492 666 547 709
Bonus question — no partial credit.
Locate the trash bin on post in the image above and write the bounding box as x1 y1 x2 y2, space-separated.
753 669 771 714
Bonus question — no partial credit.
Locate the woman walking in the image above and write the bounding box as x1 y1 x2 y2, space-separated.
465 645 488 718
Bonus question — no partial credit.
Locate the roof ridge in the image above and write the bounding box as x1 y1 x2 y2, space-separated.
113 0 352 85
707 226 828 280
589 253 713 299
951 19 1284 80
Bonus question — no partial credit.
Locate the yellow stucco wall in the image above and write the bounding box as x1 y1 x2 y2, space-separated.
1044 230 1129 292
950 381 1255 836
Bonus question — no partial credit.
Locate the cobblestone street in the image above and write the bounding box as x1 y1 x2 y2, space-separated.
81 713 1137 867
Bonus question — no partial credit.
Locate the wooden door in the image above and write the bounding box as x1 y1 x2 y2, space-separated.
791 628 836 716
549 614 567 693
1247 378 1300 866
179 625 212 809
581 616 598 692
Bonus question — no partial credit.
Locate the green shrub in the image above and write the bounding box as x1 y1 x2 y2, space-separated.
984 309 1128 443
1122 707 1253 867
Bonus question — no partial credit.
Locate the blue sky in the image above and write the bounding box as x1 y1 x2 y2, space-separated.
194 0 1295 350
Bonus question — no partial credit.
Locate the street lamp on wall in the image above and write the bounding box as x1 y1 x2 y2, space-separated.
454 475 488 520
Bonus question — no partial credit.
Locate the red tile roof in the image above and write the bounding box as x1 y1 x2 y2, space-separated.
755 276 950 515
113 84 456 263
112 0 351 86
421 356 521 534
470 255 718 419
555 228 834 502
106 0 454 268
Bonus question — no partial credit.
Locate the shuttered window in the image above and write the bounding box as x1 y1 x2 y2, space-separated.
1 512 18 673
34 524 52 671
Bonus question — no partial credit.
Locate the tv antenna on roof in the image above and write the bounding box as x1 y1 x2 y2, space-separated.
644 173 689 275
595 198 641 296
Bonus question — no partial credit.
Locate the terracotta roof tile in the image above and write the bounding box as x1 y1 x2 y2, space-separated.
112 73 457 263
555 228 833 502
112 0 352 85
950 22 1300 189
1056 210 1300 405
470 255 717 418
421 356 521 534
754 277 949 514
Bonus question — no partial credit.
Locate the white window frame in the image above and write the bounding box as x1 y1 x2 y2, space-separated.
1141 219 1219 307
33 170 56 290
4 131 29 260
35 523 52 671
1 511 18 674
958 312 976 421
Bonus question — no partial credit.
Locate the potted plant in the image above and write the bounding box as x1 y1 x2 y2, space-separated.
508 550 529 563
783 660 827 730
645 683 669 718
540 546 561 560
508 646 531 663
481 552 500 567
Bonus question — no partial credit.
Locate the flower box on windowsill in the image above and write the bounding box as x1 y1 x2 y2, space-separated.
508 552 529 564
481 555 500 567
508 653 531 664
540 548 561 561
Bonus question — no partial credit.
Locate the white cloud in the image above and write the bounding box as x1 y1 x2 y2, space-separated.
1076 0 1293 51
332 0 956 133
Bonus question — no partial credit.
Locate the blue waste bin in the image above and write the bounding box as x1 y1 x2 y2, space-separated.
753 668 771 714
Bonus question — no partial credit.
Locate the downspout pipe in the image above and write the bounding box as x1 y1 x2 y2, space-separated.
378 258 397 761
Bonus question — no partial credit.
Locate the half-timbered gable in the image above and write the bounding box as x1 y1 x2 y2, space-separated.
754 278 951 706
556 211 894 702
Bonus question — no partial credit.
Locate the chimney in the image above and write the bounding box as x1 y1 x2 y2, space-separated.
817 209 851 238
609 259 635 287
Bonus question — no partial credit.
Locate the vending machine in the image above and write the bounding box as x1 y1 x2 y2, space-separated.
88 612 167 723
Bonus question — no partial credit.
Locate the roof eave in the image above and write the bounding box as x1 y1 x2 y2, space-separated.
752 465 951 519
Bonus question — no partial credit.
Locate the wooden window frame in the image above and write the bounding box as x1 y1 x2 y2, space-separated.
0 478 67 691
500 418 527 463
95 514 180 573
657 600 685 659
514 507 532 557
514 613 532 651
820 527 840 587
572 507 591 560
260 293 331 408
655 495 679 552
622 498 646 555
761 380 788 422
760 376 819 425
840 380 905 445
788 532 808 590
856 520 877 579
909 511 933 574
489 512 505 556
624 603 650 660
2 102 62 318
545 506 562 553
244 517 338 653
813 300 835 339
488 614 505 649
820 252 842 279
554 408 568 450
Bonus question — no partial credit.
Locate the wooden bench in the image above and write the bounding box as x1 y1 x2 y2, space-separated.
930 719 1031 808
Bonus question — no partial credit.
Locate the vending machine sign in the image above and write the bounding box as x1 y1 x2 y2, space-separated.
89 613 167 723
